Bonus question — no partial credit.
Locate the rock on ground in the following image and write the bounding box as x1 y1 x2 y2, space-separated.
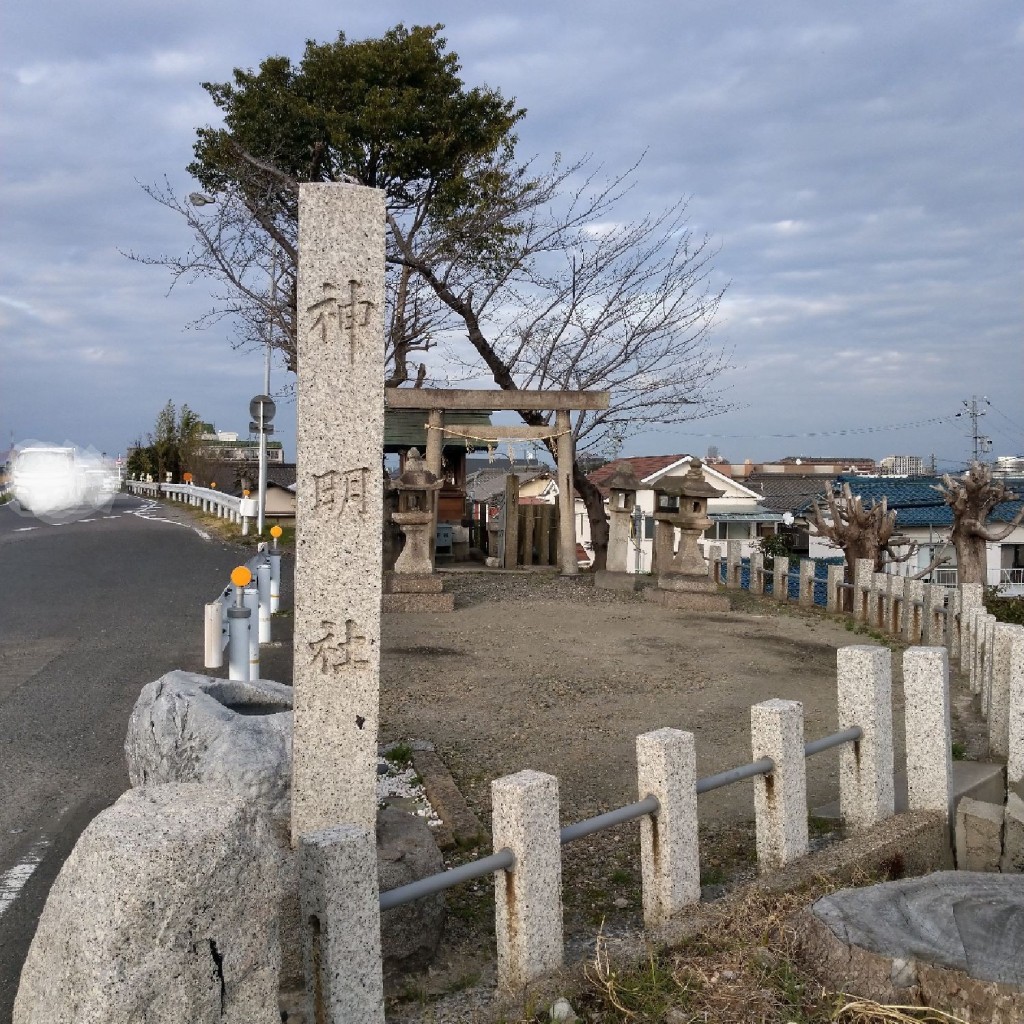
794 871 1024 1023
14 784 281 1024
124 671 446 986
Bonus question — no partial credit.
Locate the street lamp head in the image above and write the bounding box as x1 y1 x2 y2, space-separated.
189 192 215 207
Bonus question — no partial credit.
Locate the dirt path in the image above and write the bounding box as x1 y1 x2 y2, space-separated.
381 571 913 830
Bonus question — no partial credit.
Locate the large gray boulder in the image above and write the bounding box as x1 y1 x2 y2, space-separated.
124 671 446 984
14 784 281 1024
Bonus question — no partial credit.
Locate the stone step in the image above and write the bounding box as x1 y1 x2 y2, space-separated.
813 760 1005 822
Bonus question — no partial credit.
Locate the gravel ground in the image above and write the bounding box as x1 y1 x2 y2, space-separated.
376 568 984 1020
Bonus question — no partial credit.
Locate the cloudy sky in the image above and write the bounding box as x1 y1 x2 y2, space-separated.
2 1 1021 472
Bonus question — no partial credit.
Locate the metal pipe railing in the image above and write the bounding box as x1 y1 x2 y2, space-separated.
559 795 660 846
696 756 775 795
378 726 863 908
803 725 862 758
379 847 515 910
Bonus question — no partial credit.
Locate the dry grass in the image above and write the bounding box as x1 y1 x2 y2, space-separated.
503 877 969 1024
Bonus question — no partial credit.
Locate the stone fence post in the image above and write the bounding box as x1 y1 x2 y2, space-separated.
798 560 816 607
636 729 700 928
837 646 895 830
872 573 889 630
826 563 844 613
773 557 789 602
903 648 952 822
1009 634 1024 798
726 540 742 589
751 699 809 868
959 583 985 673
300 825 385 1023
903 578 924 643
989 624 1024 759
749 552 764 595
492 771 563 991
707 544 722 584
855 559 874 622
947 586 962 662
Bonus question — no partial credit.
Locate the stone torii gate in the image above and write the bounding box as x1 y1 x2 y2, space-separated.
384 387 609 576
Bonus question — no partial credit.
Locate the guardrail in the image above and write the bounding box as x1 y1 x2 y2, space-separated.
710 547 958 649
379 724 865 913
124 480 254 528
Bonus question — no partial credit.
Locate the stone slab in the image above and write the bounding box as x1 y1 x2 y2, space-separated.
795 872 1024 1021
656 572 719 594
293 182 386 840
382 592 455 613
644 588 731 612
955 796 1004 872
383 572 444 594
808 871 1024 986
14 784 281 1024
411 749 486 850
593 570 648 592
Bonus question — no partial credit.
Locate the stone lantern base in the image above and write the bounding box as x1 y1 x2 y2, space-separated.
382 572 455 613
645 572 731 612
594 569 652 592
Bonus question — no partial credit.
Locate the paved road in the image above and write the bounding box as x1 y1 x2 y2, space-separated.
0 494 264 1016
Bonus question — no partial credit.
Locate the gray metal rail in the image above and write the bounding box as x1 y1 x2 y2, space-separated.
559 795 660 845
378 726 862 910
804 725 862 758
379 848 515 911
696 756 775 794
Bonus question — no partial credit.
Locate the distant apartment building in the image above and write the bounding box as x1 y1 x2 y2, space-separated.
995 455 1024 477
200 427 284 464
878 454 926 476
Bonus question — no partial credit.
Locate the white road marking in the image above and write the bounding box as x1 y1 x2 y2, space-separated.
0 835 51 918
14 527 37 533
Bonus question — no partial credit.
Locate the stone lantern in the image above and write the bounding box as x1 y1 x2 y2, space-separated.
646 459 730 611
388 448 442 575
604 465 642 575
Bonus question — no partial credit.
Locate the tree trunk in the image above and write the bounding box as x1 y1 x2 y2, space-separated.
952 529 988 588
575 468 609 571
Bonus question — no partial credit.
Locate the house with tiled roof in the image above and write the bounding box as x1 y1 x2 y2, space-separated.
804 474 1024 593
580 455 784 571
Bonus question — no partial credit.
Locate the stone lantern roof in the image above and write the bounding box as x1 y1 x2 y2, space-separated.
604 465 642 492
393 448 441 492
655 459 724 500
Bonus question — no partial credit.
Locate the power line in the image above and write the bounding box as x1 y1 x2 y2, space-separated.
671 413 959 441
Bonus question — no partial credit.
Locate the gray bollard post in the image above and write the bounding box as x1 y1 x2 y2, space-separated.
227 566 253 682
256 561 272 644
228 608 251 682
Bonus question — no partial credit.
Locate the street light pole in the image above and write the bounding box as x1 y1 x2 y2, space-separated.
257 261 277 536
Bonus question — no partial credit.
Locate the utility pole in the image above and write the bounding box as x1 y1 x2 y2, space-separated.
956 395 992 463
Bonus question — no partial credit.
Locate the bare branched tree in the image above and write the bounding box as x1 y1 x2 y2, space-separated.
390 157 731 566
808 483 916 605
935 462 1024 587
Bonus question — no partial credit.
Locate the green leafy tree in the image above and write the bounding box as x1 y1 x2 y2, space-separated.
133 24 524 385
143 401 209 482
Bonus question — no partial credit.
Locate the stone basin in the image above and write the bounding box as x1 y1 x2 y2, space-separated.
796 871 1024 1022
125 671 294 821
